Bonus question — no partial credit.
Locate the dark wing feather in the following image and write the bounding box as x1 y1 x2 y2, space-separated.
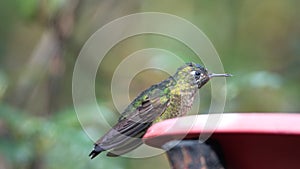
90 87 170 158
106 132 145 157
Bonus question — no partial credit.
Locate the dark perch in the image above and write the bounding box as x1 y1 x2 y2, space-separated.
162 140 224 169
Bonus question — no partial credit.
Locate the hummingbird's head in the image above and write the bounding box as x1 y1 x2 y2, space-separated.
177 62 232 89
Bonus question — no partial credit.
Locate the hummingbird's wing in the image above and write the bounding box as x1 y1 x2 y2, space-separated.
89 87 170 158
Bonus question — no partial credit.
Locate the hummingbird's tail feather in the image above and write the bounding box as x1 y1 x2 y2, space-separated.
89 144 105 159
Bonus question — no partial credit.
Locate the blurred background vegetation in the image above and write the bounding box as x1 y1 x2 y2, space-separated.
0 0 299 169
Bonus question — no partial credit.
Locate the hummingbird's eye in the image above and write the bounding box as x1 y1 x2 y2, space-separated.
195 71 201 76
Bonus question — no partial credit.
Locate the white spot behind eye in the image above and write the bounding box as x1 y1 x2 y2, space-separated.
190 71 196 75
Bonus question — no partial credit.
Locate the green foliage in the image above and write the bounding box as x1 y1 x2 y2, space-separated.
16 0 68 20
17 0 38 20
0 104 130 169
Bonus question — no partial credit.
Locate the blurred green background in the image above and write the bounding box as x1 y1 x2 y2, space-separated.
0 0 300 169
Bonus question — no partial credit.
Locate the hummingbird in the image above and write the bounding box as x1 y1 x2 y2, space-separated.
89 62 231 159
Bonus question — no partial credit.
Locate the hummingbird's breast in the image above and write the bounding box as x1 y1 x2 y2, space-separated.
155 83 198 122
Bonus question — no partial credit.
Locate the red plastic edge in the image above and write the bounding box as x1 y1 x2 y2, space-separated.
143 113 300 146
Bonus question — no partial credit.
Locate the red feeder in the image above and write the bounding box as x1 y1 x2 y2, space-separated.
143 113 300 169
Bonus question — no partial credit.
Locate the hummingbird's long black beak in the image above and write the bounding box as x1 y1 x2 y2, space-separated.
209 73 232 78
